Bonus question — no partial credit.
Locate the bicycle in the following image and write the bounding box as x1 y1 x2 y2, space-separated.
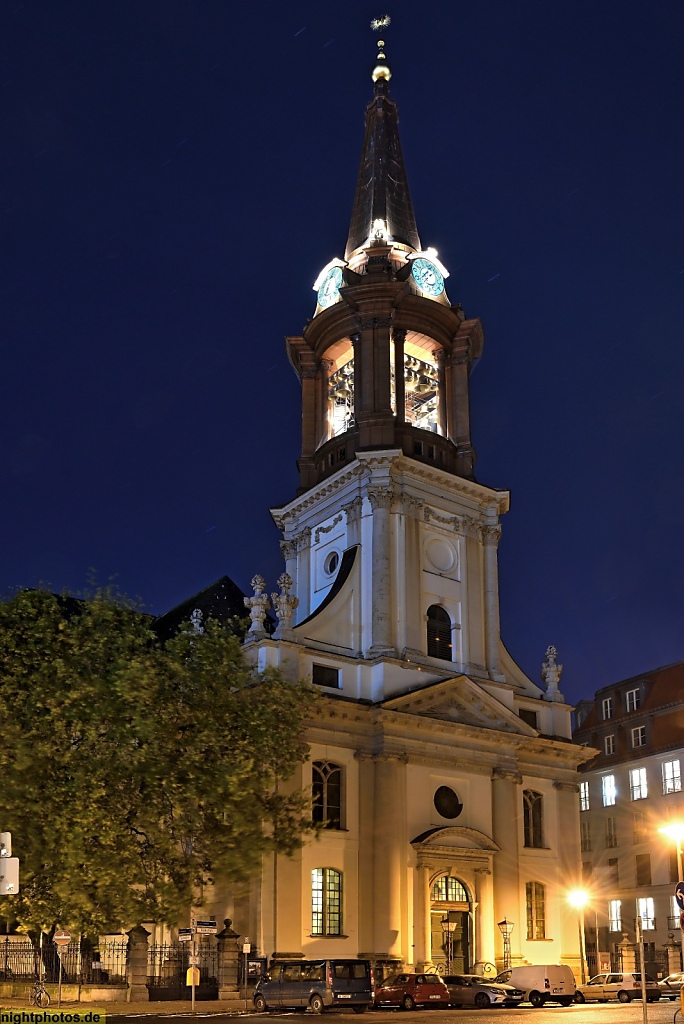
29 978 50 1008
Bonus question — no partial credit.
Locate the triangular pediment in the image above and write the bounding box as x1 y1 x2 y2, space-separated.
381 675 537 735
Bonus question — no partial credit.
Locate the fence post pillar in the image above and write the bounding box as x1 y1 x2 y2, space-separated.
665 936 683 974
126 925 150 1002
217 919 240 998
618 936 637 973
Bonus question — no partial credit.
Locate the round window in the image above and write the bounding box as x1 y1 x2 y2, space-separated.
434 785 463 819
323 551 340 576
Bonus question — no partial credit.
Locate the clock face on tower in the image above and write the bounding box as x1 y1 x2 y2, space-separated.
317 266 344 308
411 257 445 297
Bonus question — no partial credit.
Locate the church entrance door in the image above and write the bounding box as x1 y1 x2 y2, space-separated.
430 910 470 974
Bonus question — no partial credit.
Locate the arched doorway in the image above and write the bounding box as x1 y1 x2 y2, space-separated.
430 874 471 972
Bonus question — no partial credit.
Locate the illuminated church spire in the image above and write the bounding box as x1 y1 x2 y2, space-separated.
345 22 421 259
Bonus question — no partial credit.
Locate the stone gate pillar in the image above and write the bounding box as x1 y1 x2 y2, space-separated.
217 919 240 998
126 924 150 1003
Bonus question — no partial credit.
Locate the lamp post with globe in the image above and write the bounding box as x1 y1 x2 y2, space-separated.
568 890 589 984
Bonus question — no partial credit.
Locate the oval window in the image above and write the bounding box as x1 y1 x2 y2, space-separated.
324 551 339 576
434 785 463 819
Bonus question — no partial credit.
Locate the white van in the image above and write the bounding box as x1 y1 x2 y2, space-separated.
495 965 576 1007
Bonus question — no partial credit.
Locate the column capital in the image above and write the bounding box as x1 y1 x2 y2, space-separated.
368 486 394 511
482 524 502 546
280 539 297 560
492 767 522 784
342 496 364 524
553 781 580 793
294 527 312 551
474 867 492 876
300 365 318 380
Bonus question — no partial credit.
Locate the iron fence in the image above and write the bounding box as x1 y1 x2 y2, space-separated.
147 940 218 1000
0 938 127 985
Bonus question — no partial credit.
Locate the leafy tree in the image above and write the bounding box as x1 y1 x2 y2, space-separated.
0 587 316 935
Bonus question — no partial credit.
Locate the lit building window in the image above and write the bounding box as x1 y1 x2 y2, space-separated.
602 775 616 807
631 726 646 748
608 900 622 932
581 820 591 851
397 351 440 432
580 781 590 811
312 761 343 829
602 697 613 720
426 605 452 661
311 868 342 936
327 358 354 438
523 791 544 848
636 897 655 930
525 882 546 940
430 875 468 902
626 688 641 712
605 817 618 848
663 760 681 795
605 734 615 755
629 767 648 801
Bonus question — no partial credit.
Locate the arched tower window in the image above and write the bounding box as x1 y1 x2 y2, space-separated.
523 790 544 848
427 605 452 661
430 875 469 902
312 760 342 829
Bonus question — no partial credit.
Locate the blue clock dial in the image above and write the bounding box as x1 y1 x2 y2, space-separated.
317 266 343 309
411 258 444 297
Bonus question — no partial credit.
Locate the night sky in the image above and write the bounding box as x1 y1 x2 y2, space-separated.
2 1 683 706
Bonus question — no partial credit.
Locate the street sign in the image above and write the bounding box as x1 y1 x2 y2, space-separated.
242 943 250 953
178 927 194 942
54 931 71 947
186 966 200 987
675 881 684 911
188 954 199 966
0 832 11 857
195 920 217 935
0 858 19 895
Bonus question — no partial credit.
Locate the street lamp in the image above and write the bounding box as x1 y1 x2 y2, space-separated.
658 821 684 882
441 912 458 973
497 918 514 970
568 890 589 984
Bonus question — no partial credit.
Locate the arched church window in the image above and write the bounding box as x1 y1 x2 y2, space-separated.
430 875 469 903
427 605 452 661
523 790 544 848
312 760 342 829
327 357 354 439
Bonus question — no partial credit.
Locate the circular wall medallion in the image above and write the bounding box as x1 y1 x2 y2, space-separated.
323 550 340 576
434 785 463 819
425 537 455 573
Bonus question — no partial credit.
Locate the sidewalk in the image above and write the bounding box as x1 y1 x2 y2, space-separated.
0 998 257 1016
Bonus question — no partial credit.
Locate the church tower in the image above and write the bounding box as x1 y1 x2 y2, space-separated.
235 30 592 979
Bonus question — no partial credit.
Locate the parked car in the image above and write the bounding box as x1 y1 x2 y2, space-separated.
574 972 661 1003
442 974 524 1008
659 972 684 1000
495 965 576 1007
253 958 373 1013
374 973 450 1010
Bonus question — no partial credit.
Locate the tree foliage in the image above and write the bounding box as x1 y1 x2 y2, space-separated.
0 587 315 935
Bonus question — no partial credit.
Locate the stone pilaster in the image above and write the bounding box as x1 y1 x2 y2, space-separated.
342 495 364 547
482 524 502 678
413 861 432 969
367 487 395 657
491 768 522 966
372 754 407 960
474 867 496 965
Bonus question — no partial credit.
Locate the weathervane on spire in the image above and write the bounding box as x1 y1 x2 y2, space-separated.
370 15 392 83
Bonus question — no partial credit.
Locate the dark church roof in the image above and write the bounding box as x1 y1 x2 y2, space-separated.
154 574 252 640
345 75 421 259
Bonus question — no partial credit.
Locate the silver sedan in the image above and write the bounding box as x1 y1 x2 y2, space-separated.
442 974 524 1008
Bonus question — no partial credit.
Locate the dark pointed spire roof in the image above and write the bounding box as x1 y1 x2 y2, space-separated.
345 59 421 260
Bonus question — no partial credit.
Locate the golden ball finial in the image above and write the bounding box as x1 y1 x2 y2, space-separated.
370 17 392 82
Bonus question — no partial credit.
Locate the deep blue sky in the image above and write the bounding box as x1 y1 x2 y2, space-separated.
2 1 683 705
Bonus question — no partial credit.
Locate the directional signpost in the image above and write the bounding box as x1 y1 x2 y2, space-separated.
179 920 217 1013
54 931 71 1007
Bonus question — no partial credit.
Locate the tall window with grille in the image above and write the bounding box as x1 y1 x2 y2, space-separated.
602 696 613 720
523 790 544 848
580 780 590 811
629 766 648 800
311 868 342 936
581 820 591 852
608 899 622 932
312 761 342 829
605 816 618 848
663 759 681 794
602 774 616 806
525 882 545 940
636 896 655 930
426 605 452 661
